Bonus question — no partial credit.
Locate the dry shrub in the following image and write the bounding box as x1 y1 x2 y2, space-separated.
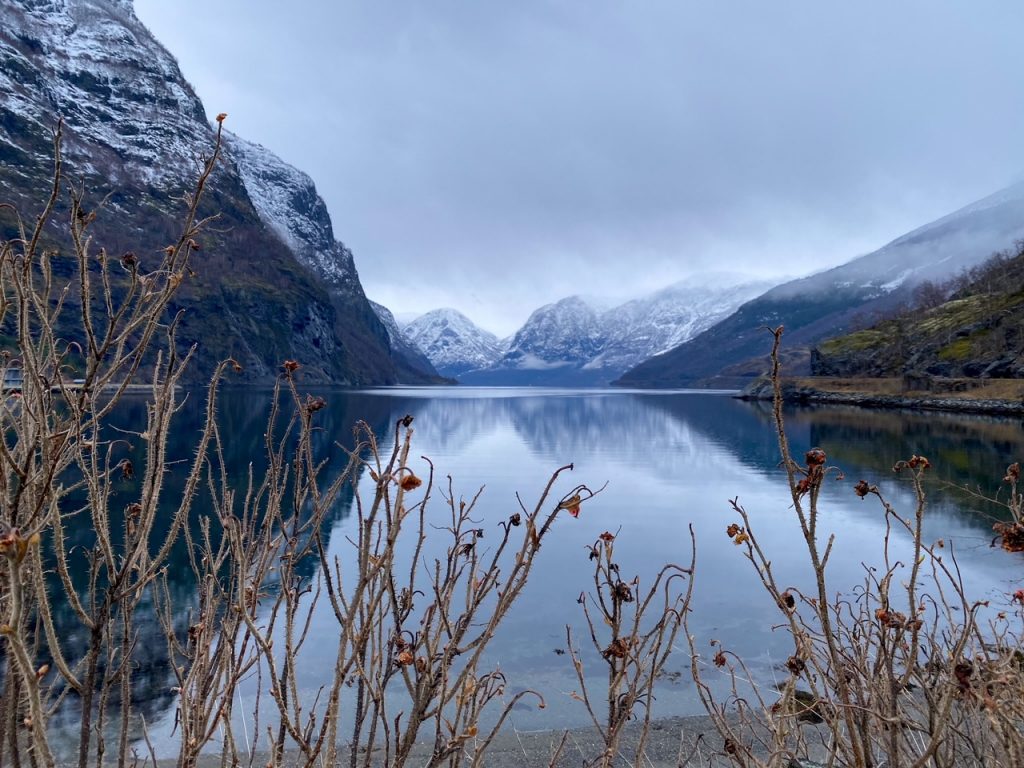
687 327 1024 768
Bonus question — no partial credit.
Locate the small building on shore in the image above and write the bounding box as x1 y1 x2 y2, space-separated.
2 368 23 391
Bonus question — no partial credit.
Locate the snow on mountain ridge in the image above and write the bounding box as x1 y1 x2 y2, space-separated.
404 309 504 377
1 0 210 184
503 296 606 367
223 132 360 291
425 280 772 385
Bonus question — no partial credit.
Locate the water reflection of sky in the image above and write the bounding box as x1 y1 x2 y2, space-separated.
83 388 1023 755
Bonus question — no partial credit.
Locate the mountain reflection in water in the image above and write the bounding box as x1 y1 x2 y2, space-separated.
47 387 1024 754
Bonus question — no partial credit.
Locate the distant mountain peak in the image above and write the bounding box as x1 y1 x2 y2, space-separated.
404 309 503 378
449 280 771 386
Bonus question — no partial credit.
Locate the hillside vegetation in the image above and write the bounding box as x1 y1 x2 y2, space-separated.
813 241 1024 380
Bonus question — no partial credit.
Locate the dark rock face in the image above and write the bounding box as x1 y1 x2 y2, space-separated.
0 0 427 384
369 301 451 384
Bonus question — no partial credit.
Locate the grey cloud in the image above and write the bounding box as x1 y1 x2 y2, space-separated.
135 0 1024 335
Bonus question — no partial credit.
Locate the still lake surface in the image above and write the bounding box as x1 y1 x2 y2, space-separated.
49 386 1024 753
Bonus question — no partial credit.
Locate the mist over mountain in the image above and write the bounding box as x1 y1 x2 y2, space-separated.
617 180 1024 387
409 278 770 386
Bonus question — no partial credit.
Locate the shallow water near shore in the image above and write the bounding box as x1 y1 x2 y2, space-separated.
46 387 1024 758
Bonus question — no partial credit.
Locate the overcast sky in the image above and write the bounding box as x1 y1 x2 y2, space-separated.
134 1 1024 336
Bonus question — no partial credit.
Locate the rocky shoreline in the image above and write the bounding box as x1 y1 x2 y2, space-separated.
738 379 1024 417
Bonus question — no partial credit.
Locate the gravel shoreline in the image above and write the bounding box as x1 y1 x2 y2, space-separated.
144 715 730 767
738 379 1024 416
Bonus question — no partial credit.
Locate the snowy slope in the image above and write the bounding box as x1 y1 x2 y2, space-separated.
503 296 606 371
223 132 362 293
454 280 770 385
0 0 211 185
403 309 504 378
590 279 772 373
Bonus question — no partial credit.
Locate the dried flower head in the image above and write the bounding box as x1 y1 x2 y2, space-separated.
304 394 326 414
602 637 630 660
908 455 931 470
805 448 827 467
613 581 634 603
396 650 415 667
399 473 422 492
558 494 582 518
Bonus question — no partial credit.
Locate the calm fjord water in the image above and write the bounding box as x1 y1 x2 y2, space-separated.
59 387 1024 751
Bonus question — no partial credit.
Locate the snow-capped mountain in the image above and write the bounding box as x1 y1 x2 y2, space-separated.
369 301 447 382
618 179 1024 386
454 280 770 386
403 309 504 378
0 0 436 384
503 296 606 371
590 278 772 374
223 132 362 295
0 0 208 187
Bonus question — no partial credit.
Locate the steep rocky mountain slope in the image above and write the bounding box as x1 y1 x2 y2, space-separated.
0 0 432 383
403 308 504 378
812 243 1024 380
455 280 769 386
368 301 450 383
616 180 1024 387
222 132 440 383
463 296 607 386
589 278 772 375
